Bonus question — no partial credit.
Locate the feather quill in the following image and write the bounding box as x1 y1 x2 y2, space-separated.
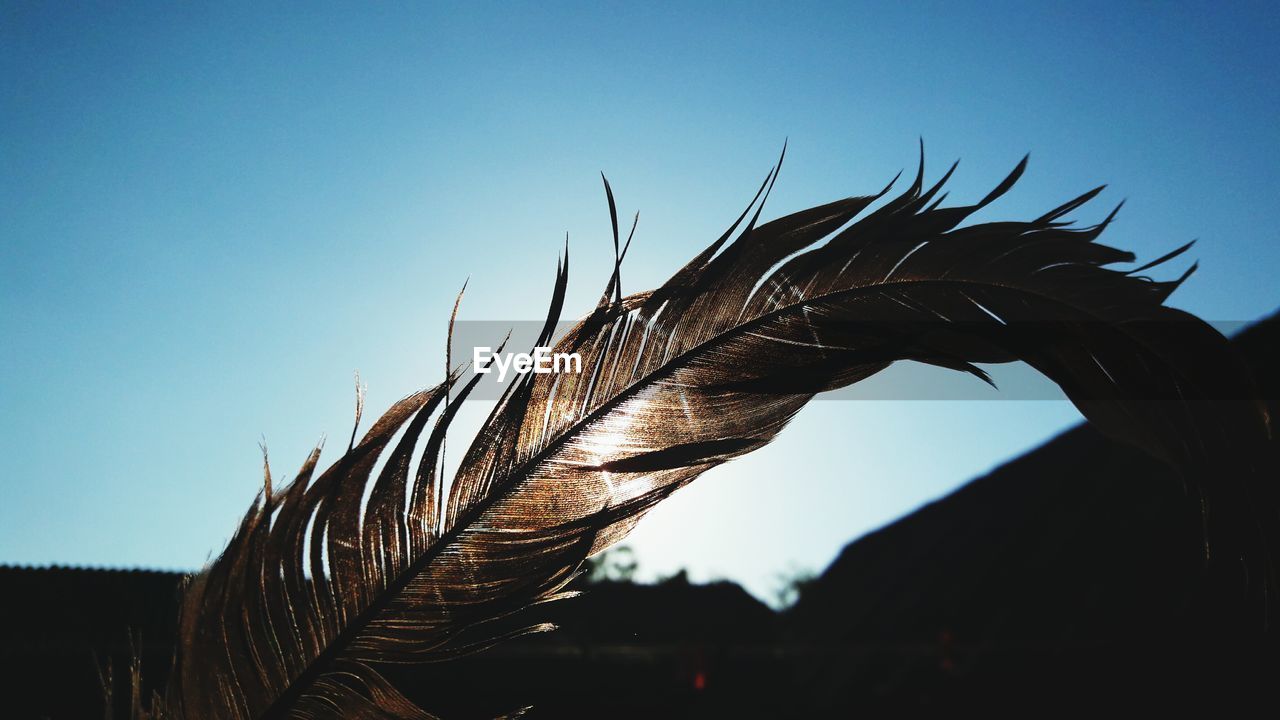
129 149 1274 719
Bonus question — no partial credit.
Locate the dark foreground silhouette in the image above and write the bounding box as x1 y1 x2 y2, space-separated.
3 312 1276 718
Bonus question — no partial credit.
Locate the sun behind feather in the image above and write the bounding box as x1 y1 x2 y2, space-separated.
108 147 1275 719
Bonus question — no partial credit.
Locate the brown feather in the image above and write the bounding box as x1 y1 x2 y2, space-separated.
133 151 1274 719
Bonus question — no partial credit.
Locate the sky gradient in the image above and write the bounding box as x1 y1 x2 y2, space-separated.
3 2 1278 602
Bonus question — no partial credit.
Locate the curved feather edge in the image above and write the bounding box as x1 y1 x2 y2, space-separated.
118 151 1276 719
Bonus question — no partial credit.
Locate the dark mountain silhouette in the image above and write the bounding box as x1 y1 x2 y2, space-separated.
2 312 1275 718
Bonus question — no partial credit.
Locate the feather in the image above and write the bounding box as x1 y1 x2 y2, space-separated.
136 149 1275 719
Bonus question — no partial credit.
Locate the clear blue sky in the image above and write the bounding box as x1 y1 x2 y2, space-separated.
3 2 1277 603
